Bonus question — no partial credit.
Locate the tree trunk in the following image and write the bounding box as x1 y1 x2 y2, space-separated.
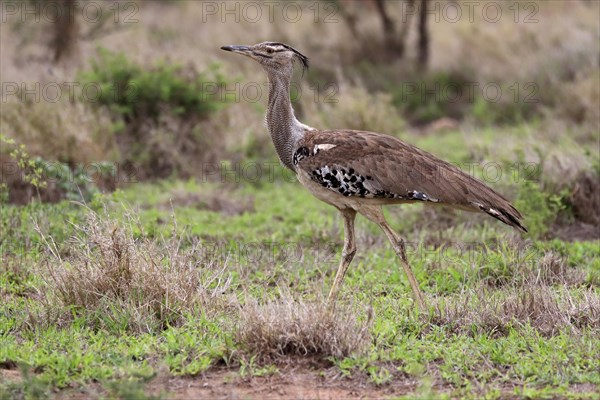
53 0 78 63
417 0 429 68
374 0 403 58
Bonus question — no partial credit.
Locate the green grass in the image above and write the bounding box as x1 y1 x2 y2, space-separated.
1 126 598 399
1 169 598 398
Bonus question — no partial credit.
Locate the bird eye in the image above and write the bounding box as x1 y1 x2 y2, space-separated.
266 48 274 54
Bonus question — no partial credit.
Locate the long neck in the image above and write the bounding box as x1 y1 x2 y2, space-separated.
265 71 304 171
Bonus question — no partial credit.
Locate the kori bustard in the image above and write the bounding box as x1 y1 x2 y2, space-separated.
221 42 527 310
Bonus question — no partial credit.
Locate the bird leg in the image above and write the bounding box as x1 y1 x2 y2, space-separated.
378 221 427 311
327 209 357 308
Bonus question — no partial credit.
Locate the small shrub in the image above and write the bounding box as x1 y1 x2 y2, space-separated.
515 180 567 239
391 71 538 126
1 135 47 202
470 88 536 126
429 284 600 337
35 208 231 334
236 295 371 362
392 71 472 124
0 136 114 204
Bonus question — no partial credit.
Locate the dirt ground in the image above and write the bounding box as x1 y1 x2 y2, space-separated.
4 363 599 399
151 370 596 400
2 363 421 399
154 368 416 400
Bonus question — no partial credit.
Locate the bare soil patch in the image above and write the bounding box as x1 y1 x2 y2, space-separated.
0 367 22 384
40 362 418 399
148 364 417 400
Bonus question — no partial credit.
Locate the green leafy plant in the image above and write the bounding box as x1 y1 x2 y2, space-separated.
1 134 115 203
515 180 568 239
43 160 116 201
1 134 47 202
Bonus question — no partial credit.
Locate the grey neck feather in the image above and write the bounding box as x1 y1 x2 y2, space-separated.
264 69 305 171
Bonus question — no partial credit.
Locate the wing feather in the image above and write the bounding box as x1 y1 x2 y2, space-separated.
294 130 527 232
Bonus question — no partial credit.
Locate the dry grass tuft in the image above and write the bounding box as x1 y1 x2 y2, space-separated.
428 250 596 337
429 284 600 338
236 295 372 362
568 169 600 226
536 252 587 286
35 207 231 333
476 249 588 289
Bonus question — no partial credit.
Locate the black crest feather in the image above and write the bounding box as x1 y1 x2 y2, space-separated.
266 41 309 73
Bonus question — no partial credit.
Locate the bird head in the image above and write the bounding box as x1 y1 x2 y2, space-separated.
220 42 309 76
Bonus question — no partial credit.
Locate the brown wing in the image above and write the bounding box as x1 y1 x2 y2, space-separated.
294 130 527 232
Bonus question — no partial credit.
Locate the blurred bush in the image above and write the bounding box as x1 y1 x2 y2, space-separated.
79 49 228 179
79 48 224 121
1 50 230 204
391 71 472 125
515 179 568 240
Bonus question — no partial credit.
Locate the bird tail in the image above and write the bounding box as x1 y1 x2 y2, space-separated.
435 159 528 233
471 200 528 233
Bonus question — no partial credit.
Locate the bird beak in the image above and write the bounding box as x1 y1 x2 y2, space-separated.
220 45 251 55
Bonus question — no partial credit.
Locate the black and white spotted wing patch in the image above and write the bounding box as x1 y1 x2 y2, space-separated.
311 165 372 197
309 164 440 202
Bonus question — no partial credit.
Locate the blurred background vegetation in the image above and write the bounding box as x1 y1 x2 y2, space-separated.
1 0 598 238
